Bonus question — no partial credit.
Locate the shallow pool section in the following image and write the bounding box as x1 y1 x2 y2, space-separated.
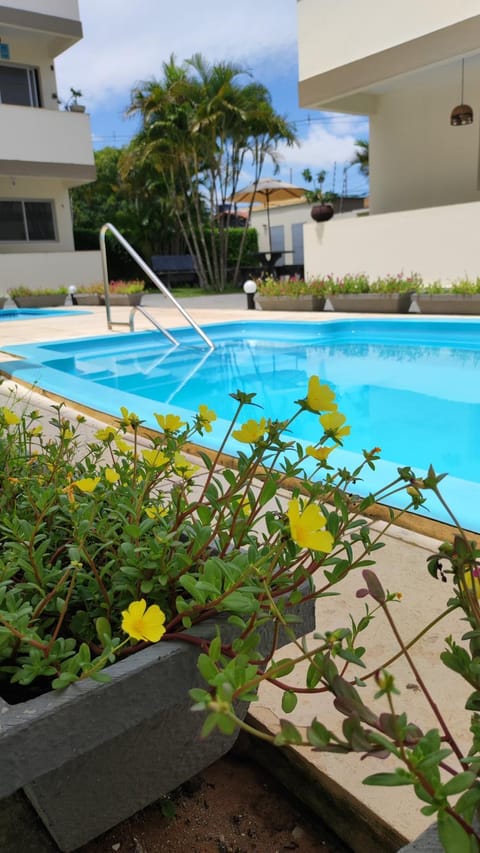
2 317 479 531
0 308 88 321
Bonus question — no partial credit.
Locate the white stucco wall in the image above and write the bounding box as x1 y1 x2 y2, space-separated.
249 202 311 253
1 104 94 166
303 201 480 284
298 0 480 81
0 250 102 293
369 58 480 213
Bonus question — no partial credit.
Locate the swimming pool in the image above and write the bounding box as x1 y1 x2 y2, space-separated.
0 308 87 321
1 317 479 531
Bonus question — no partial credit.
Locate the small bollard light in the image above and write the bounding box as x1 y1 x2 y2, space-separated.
68 284 77 305
243 279 257 310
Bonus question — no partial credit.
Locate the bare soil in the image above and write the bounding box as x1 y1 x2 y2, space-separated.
78 749 351 853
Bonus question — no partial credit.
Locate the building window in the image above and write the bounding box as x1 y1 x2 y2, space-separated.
0 200 56 242
0 64 40 107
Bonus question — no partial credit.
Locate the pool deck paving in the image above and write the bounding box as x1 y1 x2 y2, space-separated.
0 293 473 852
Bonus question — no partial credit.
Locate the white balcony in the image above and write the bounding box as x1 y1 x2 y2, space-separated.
0 104 95 186
0 2 82 56
298 0 480 112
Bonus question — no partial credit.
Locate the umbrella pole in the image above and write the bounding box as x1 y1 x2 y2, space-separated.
266 195 272 254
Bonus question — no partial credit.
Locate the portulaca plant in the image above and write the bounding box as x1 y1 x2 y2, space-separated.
0 378 477 852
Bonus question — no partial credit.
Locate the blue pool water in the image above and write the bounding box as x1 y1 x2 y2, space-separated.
0 308 87 321
2 317 480 531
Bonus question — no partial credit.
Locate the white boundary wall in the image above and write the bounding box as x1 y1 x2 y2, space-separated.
303 201 480 284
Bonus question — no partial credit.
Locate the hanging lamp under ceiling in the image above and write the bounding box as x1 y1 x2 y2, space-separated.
450 59 474 126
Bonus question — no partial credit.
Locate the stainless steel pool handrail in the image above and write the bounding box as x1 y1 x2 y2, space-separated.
99 223 215 350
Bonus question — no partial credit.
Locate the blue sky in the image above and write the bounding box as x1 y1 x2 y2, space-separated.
55 0 369 197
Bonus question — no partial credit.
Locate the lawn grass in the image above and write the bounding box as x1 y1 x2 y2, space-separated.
145 283 241 299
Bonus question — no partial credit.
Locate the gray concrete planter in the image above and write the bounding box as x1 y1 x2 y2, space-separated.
415 293 480 315
327 292 413 313
12 295 66 308
256 294 325 311
0 298 6 309
0 601 314 851
108 292 143 306
72 293 103 306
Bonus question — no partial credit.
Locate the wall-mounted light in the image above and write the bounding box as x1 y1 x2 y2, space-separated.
450 59 474 126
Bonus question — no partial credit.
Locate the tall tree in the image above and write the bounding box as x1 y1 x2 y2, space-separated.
125 54 297 291
351 138 369 177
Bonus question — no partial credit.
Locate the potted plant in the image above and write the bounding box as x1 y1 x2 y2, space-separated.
72 283 105 306
415 279 480 315
0 389 323 850
323 273 420 312
65 87 86 113
8 287 68 308
255 275 327 311
107 279 145 306
301 168 337 222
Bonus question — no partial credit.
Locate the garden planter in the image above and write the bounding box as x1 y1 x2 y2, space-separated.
256 294 325 311
13 295 66 308
310 203 334 222
72 293 103 306
107 292 143 306
327 292 413 313
0 298 6 309
0 601 314 852
415 293 480 315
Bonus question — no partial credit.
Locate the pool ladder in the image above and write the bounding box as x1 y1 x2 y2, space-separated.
99 223 215 350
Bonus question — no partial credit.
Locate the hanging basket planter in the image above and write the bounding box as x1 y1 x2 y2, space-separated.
310 203 334 223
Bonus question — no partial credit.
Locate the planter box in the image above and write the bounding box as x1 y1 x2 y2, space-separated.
327 292 412 313
72 293 103 306
415 293 480 315
256 294 325 311
12 295 66 309
107 292 143 306
0 601 314 851
0 298 6 309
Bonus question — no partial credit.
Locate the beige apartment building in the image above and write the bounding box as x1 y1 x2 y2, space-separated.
0 0 101 293
297 1 480 283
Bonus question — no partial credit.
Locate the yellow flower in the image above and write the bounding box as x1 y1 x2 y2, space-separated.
232 417 266 444
154 413 186 432
306 376 337 413
174 452 198 479
2 408 20 425
114 435 131 453
145 505 168 519
319 411 350 440
464 570 480 598
198 404 217 433
142 448 168 468
306 445 334 461
104 468 120 484
287 498 333 553
121 599 166 642
73 477 100 493
95 426 117 441
30 425 43 436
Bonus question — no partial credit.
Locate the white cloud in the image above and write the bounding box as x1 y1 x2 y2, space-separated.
56 0 298 107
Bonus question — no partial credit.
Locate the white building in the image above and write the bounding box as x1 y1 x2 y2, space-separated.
297 1 480 283
0 1 102 294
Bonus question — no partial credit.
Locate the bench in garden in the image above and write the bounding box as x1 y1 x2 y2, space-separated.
151 254 199 287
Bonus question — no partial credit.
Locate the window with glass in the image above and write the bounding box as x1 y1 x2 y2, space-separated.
0 64 40 107
0 200 56 242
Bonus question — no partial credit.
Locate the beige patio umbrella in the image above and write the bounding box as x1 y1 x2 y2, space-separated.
232 178 306 252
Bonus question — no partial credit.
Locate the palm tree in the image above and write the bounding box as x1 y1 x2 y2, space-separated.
351 138 369 177
125 54 297 291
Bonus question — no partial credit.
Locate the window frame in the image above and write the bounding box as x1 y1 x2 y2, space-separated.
0 62 41 108
0 199 57 243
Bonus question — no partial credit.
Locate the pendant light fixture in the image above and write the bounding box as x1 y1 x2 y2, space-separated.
450 59 474 126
